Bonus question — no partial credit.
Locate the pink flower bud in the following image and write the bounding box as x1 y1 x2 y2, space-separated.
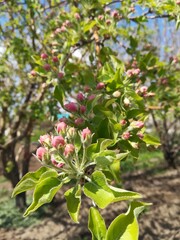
60 26 67 32
81 127 91 140
64 144 75 157
36 147 47 160
64 102 78 112
52 136 65 148
57 122 67 133
63 20 70 27
98 15 104 20
122 132 131 140
96 82 105 90
30 70 36 77
74 13 81 20
140 86 148 93
58 72 64 78
106 19 112 25
43 63 51 71
54 28 61 34
131 121 144 129
59 117 68 123
133 68 140 75
51 157 65 168
52 56 59 62
126 69 133 77
77 93 85 102
39 134 51 145
57 162 65 168
88 94 96 101
111 10 119 19
84 85 91 92
41 53 48 59
80 105 86 114
75 118 84 125
120 119 127 126
51 157 58 166
137 132 144 139
176 1 180 5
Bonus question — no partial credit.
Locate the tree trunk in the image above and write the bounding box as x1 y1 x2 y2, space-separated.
162 143 176 169
0 146 27 210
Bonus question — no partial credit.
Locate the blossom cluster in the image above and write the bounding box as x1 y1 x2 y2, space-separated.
120 119 145 143
36 122 92 173
62 82 105 126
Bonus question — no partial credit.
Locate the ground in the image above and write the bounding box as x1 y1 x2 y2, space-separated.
0 161 179 240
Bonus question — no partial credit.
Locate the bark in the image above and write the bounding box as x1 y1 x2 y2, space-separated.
0 145 27 210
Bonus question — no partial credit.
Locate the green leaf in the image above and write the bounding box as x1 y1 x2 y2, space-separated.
64 185 81 223
88 207 107 240
105 201 151 240
12 167 49 197
83 20 96 33
143 134 161 146
84 171 141 209
54 85 65 106
39 168 58 181
24 177 62 217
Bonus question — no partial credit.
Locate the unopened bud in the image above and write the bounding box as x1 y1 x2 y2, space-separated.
58 72 64 78
124 97 130 107
52 136 65 148
96 82 105 90
122 132 131 140
52 56 59 62
82 127 91 139
64 144 75 157
64 102 78 112
74 12 81 20
113 91 121 98
120 119 127 126
80 105 86 114
41 53 48 59
36 147 47 160
75 118 84 126
77 93 85 102
43 63 51 71
57 122 67 133
30 70 36 77
39 134 51 146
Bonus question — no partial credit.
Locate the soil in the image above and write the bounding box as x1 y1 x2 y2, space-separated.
0 160 179 240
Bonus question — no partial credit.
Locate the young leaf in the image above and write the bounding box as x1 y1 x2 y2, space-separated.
54 85 65 106
64 184 81 223
143 134 161 146
12 167 49 197
88 207 107 240
105 201 151 240
24 177 62 217
83 171 141 209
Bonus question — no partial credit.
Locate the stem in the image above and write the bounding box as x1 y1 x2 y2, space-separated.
84 175 92 182
80 144 87 169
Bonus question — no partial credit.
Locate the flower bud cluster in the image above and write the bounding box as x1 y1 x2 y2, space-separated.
120 119 145 144
136 86 155 98
126 68 140 77
35 123 92 174
62 82 106 126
